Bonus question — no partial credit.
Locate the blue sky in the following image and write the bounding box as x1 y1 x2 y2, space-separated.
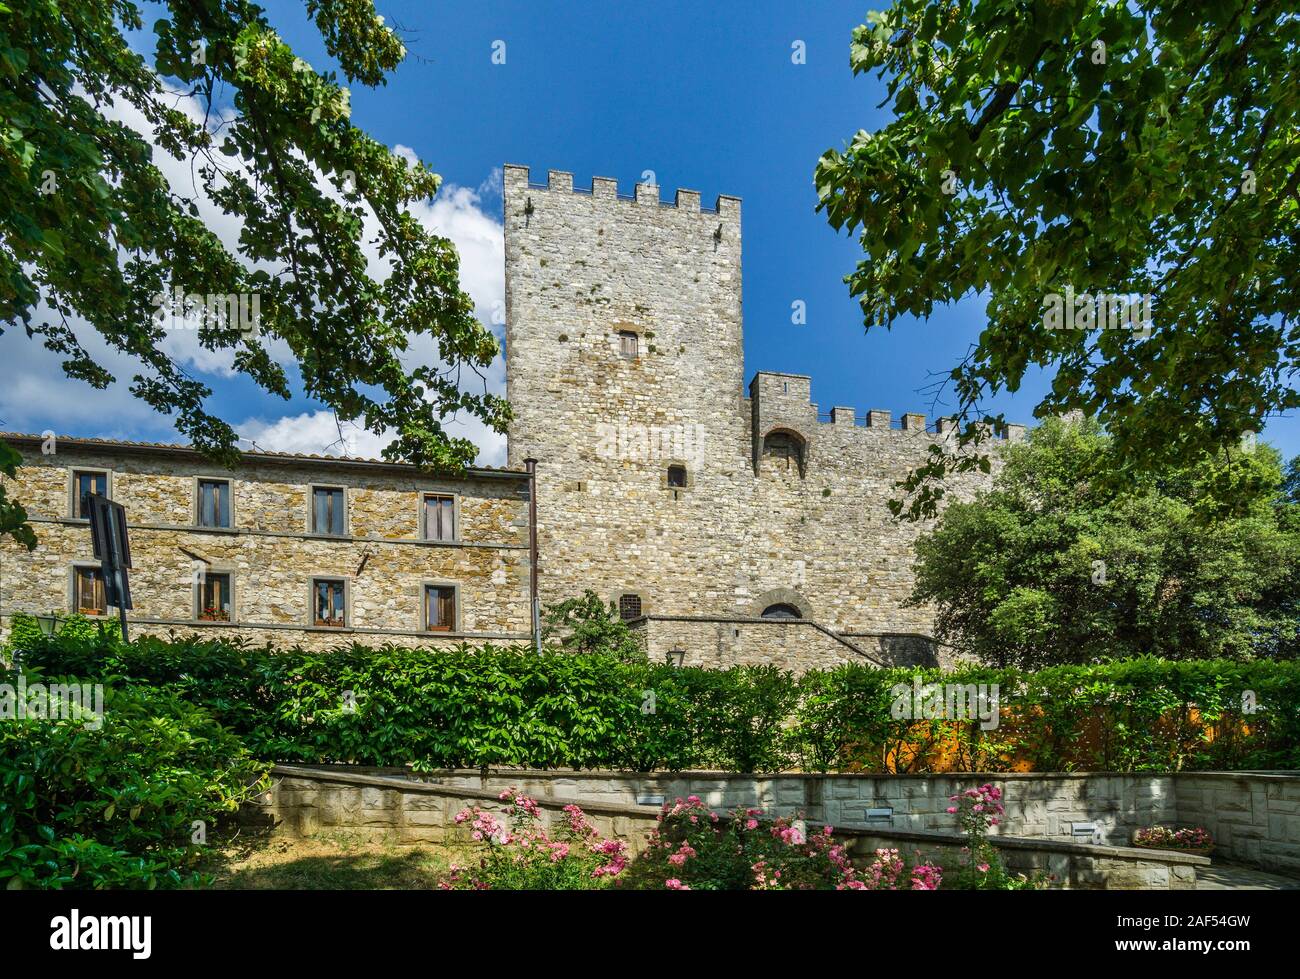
3 0 1295 463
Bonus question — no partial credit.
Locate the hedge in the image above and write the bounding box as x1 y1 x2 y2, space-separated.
16 630 1300 773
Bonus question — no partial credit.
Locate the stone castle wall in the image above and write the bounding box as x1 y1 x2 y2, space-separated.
503 165 1016 645
0 439 532 647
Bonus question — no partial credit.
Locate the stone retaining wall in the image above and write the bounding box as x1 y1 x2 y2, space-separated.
253 766 1239 888
258 766 1299 876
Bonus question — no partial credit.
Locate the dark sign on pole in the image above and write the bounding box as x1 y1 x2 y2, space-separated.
85 493 132 639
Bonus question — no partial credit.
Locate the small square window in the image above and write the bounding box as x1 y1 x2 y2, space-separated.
312 487 346 535
198 572 232 621
313 578 347 627
197 479 232 528
72 470 108 518
618 330 639 359
423 494 456 541
426 585 457 632
74 566 107 615
667 465 687 488
618 593 642 620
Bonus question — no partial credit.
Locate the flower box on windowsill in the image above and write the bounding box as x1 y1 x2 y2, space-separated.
198 609 231 623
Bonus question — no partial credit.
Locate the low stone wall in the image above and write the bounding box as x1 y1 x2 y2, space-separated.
630 615 966 671
248 766 661 850
255 766 1299 877
837 827 1203 890
1175 773 1300 875
631 615 883 670
253 765 1210 889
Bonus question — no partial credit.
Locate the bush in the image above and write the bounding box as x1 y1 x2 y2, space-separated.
939 783 1049 890
614 797 935 890
17 632 1300 773
0 677 269 889
439 791 628 890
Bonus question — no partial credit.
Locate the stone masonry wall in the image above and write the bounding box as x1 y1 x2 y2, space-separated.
631 615 884 671
359 767 1295 873
0 440 532 646
257 765 1217 888
502 165 1015 661
1175 773 1300 875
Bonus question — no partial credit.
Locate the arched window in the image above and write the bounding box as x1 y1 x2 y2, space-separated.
618 593 642 620
761 603 803 620
762 431 804 474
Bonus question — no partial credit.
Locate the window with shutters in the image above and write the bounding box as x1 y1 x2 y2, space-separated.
312 578 347 627
73 566 107 615
423 494 456 541
196 479 232 528
71 470 108 518
198 572 232 621
618 593 642 620
618 330 639 359
425 584 457 632
311 486 347 536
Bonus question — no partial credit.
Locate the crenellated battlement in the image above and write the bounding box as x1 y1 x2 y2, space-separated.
747 370 1024 473
503 164 741 219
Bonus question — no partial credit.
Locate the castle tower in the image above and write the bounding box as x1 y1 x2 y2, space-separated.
501 163 1010 668
503 165 748 614
503 165 743 467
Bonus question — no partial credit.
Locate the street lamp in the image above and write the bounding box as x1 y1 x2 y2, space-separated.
34 613 63 637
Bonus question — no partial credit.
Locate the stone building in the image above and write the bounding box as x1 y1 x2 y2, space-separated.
0 164 1018 668
503 165 1020 669
0 434 532 649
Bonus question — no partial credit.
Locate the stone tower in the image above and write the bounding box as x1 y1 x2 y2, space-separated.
503 163 1014 668
503 165 751 615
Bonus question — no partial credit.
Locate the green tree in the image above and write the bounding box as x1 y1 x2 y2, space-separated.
816 1 1299 518
909 417 1300 667
1 0 508 546
543 590 646 662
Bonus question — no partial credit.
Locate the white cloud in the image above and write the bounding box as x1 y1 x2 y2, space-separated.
236 404 507 468
1 81 509 470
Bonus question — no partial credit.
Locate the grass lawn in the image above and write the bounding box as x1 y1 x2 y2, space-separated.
205 832 465 889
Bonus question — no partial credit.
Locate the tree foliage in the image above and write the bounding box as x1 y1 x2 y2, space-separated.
1 0 508 545
817 0 1299 518
908 417 1300 667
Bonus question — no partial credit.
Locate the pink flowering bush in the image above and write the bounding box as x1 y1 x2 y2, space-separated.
942 783 1051 890
617 796 940 890
855 848 944 890
1133 826 1214 851
438 789 628 890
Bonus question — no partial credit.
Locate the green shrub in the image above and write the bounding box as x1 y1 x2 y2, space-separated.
5 612 120 665
0 677 269 889
18 632 1300 773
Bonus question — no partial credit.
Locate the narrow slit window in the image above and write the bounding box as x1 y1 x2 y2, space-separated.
313 578 346 627
425 585 456 632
